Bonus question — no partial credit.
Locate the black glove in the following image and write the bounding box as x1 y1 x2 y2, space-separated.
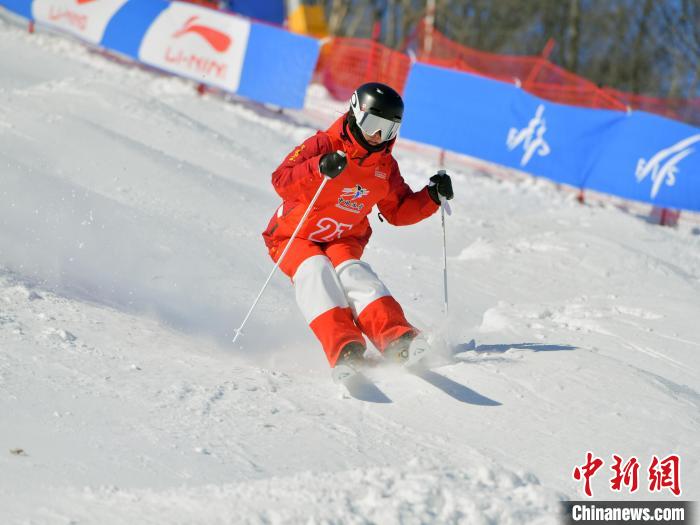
319 150 347 179
428 171 454 204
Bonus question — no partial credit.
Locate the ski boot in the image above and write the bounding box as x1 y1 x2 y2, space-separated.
384 332 432 368
331 341 366 384
383 333 414 363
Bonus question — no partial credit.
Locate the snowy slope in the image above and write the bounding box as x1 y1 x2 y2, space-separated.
1 14 699 524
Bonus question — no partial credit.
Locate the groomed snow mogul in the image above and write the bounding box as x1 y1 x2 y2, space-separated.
262 82 454 382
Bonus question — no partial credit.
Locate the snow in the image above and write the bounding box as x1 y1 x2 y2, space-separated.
1 13 699 524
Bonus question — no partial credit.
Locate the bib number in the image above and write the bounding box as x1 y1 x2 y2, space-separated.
308 218 353 242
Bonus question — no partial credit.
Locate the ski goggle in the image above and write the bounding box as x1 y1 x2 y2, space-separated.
354 111 401 142
350 93 401 142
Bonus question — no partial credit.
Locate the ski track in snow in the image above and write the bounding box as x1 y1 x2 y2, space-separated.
1 13 699 524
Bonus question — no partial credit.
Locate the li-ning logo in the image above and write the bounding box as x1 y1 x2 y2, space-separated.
172 16 232 52
337 184 369 214
48 0 97 31
506 104 551 167
635 134 700 199
165 16 230 79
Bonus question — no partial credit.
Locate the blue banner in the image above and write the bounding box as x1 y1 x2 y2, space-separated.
586 112 700 210
1 0 318 110
0 0 32 18
238 21 319 108
223 0 285 25
101 0 169 59
402 63 700 212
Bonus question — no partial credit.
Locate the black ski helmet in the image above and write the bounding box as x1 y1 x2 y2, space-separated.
349 82 404 142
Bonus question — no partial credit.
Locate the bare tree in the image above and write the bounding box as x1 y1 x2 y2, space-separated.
327 0 351 36
321 0 699 100
564 0 581 72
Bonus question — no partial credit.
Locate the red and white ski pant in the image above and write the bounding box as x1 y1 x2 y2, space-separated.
271 238 415 366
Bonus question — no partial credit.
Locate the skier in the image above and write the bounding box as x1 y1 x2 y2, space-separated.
262 82 453 373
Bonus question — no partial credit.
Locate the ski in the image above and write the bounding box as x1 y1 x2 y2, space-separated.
331 364 359 384
330 339 475 403
331 363 392 403
404 337 476 370
402 334 441 369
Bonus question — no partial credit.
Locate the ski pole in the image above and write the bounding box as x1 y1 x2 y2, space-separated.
437 169 451 337
441 199 448 316
232 175 331 345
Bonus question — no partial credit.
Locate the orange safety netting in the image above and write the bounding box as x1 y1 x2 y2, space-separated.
318 37 411 102
417 26 540 85
602 87 700 124
317 24 698 126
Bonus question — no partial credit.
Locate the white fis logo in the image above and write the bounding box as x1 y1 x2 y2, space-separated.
636 134 700 199
506 104 551 167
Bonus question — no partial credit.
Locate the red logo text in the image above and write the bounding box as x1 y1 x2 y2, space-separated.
48 5 88 31
573 453 681 498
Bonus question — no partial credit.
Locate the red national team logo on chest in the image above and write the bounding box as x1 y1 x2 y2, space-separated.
337 184 370 214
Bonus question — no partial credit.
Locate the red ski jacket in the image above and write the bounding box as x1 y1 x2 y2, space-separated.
263 114 439 260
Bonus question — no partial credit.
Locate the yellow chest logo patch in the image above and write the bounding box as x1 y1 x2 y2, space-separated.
288 144 306 162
